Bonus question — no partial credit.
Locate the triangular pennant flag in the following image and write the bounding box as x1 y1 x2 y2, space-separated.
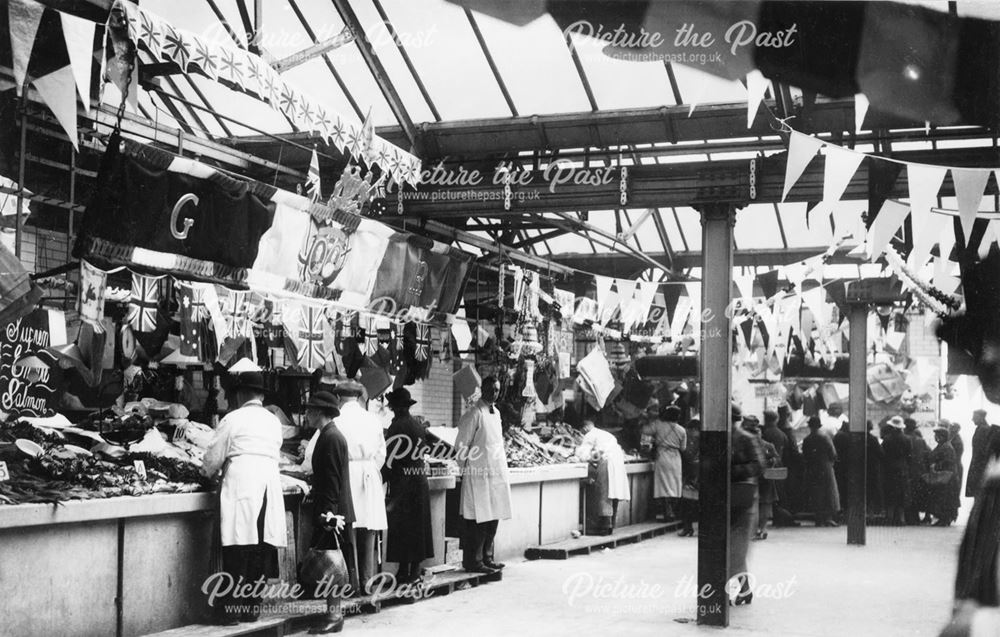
33 66 79 150
907 163 948 250
801 287 830 333
735 273 755 303
867 200 910 261
683 282 701 331
60 11 95 114
978 220 1000 260
594 276 615 324
782 132 824 202
952 168 990 243
615 278 637 312
9 0 45 95
746 70 769 129
933 257 961 296
867 160 905 227
670 294 692 342
854 93 869 133
626 281 659 332
908 209 950 269
756 269 779 300
821 144 865 209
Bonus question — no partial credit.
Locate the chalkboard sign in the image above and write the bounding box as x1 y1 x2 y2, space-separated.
0 309 66 416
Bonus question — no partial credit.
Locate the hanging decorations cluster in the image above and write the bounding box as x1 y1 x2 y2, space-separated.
111 1 421 187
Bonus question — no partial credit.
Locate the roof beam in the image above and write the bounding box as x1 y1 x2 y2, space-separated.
551 246 864 272
371 0 441 121
330 0 420 153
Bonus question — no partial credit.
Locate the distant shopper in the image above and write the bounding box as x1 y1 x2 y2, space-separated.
730 405 765 605
882 419 912 526
575 419 630 535
678 418 701 537
776 405 804 524
641 404 687 520
202 372 286 625
926 427 960 526
802 416 840 527
903 418 931 525
383 388 434 585
743 415 778 540
866 421 885 516
967 409 1000 499
761 410 795 527
455 376 512 574
950 422 966 513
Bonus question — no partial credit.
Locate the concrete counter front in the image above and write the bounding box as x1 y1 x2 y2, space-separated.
0 492 219 637
493 463 589 559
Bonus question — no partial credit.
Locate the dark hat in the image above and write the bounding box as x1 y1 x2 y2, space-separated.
304 390 340 411
233 371 266 392
743 415 760 431
763 410 778 425
385 387 417 407
974 409 988 418
807 415 823 429
731 404 742 421
331 380 365 397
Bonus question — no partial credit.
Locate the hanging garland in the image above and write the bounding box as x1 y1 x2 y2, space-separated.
882 244 962 318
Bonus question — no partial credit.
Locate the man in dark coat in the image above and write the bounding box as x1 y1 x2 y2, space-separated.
802 416 839 526
950 421 966 513
967 409 1000 498
306 390 355 635
903 418 931 524
777 404 805 516
866 421 885 517
762 410 798 527
881 419 912 526
383 388 435 584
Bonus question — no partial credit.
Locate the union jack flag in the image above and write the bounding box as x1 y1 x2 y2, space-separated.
415 323 431 362
127 273 161 333
226 290 251 339
139 10 160 52
192 39 218 79
219 48 244 85
361 316 379 356
296 305 326 370
162 25 191 70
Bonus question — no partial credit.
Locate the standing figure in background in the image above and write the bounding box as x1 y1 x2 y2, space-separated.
762 410 795 527
966 409 1000 499
743 415 779 540
802 416 840 527
575 419 631 535
678 418 701 537
866 421 885 517
833 422 851 517
777 404 805 518
383 388 434 585
904 418 931 525
642 404 687 521
950 422 966 514
927 427 960 526
201 372 286 626
881 419 913 526
334 381 387 593
455 376 512 574
730 406 765 605
304 390 354 635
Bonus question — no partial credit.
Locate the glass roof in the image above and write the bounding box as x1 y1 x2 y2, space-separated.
97 0 1000 282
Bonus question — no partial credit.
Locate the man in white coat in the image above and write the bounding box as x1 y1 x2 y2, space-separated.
202 372 286 625
575 419 630 535
332 380 387 593
455 376 512 574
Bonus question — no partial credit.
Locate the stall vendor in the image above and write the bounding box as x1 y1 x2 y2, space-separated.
201 372 287 625
575 419 630 535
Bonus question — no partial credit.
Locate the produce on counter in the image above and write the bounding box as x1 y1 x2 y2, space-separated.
504 427 579 468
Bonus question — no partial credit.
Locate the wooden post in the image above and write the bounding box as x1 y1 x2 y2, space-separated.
847 303 868 545
696 203 735 626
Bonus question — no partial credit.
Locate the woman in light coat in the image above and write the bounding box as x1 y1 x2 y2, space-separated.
641 404 687 520
332 382 387 592
202 372 286 625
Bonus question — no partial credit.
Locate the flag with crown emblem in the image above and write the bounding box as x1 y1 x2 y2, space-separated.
283 304 325 371
79 260 108 331
127 272 163 333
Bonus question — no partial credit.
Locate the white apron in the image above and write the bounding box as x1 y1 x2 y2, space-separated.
456 402 513 522
337 402 388 530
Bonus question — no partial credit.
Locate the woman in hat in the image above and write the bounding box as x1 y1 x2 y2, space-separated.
641 404 687 521
881 418 912 526
926 427 960 526
802 415 840 527
383 388 435 585
201 372 286 625
743 416 779 540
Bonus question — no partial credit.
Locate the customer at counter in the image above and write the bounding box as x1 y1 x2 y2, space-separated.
201 372 287 625
575 419 630 535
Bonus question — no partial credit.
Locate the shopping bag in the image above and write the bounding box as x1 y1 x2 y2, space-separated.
731 481 757 510
298 529 349 599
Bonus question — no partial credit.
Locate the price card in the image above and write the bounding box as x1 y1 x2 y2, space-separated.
133 460 147 480
0 461 9 482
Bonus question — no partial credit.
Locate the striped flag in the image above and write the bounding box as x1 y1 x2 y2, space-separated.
306 147 321 201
